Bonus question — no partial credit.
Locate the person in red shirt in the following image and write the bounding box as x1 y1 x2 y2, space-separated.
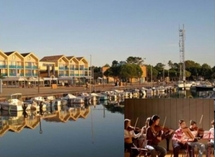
172 120 192 157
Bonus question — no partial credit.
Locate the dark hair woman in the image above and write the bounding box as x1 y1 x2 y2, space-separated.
146 115 167 157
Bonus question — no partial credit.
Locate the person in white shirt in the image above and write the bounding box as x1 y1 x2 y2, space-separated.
206 119 214 157
124 119 141 157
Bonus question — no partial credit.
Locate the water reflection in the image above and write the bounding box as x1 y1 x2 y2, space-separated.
0 102 124 157
0 105 92 137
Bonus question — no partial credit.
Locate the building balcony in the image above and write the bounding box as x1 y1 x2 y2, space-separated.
0 73 7 76
9 65 24 69
25 66 38 69
0 65 7 68
25 73 33 77
9 73 17 76
59 67 69 70
59 74 69 77
25 73 37 77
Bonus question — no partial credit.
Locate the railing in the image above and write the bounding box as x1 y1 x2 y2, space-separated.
9 65 16 68
17 66 23 68
9 65 24 68
0 73 7 76
59 67 69 70
25 73 32 76
59 74 69 76
0 65 7 68
9 73 16 76
25 66 38 69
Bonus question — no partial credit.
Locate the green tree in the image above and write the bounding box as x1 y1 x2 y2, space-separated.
200 63 212 79
126 56 144 65
112 60 118 67
146 65 158 81
103 64 110 67
120 64 142 83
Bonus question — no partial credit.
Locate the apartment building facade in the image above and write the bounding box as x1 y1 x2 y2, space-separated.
0 50 90 86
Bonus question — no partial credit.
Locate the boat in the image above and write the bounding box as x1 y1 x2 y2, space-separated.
195 81 214 91
0 93 27 111
72 97 84 105
61 93 77 105
177 81 192 90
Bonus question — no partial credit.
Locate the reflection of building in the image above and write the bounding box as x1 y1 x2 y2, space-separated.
0 111 40 136
0 107 90 137
42 107 90 123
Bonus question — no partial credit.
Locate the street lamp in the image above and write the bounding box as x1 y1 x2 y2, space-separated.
139 72 141 85
38 67 40 94
150 65 153 87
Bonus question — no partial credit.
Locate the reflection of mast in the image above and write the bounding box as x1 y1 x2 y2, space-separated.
90 106 94 144
103 106 105 118
39 116 43 134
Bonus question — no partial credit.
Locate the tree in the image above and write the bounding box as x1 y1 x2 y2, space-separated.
103 64 110 67
168 60 174 69
112 60 118 67
146 65 158 81
200 63 212 79
119 64 142 83
126 56 144 65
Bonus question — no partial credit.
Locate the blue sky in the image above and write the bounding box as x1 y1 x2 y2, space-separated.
0 0 214 68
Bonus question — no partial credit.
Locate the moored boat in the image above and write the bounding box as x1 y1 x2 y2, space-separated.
0 93 26 111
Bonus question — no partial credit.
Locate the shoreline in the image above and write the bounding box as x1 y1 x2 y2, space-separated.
0 83 159 100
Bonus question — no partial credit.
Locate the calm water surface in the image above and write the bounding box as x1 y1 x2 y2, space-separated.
0 103 123 157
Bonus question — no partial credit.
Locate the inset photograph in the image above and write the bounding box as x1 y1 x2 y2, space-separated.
124 98 214 157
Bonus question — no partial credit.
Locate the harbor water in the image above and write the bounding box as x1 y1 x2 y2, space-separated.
0 103 123 157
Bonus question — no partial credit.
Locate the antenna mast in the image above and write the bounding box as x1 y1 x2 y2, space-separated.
179 24 186 81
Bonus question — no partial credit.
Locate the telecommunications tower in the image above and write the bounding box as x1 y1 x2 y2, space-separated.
179 25 186 81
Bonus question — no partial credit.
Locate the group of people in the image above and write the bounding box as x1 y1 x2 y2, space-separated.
124 115 214 157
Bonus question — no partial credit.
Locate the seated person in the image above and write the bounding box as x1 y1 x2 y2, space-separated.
188 120 205 157
146 115 167 157
138 117 157 157
205 119 214 157
124 119 141 157
172 120 192 157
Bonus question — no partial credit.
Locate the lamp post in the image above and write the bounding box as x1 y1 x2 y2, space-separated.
139 72 140 85
38 67 40 94
150 65 153 87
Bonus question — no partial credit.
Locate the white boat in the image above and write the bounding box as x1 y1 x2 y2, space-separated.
177 81 192 90
32 96 46 102
0 93 26 111
61 93 77 105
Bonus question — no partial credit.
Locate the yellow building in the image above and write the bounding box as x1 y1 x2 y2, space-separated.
40 55 89 85
0 50 39 78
